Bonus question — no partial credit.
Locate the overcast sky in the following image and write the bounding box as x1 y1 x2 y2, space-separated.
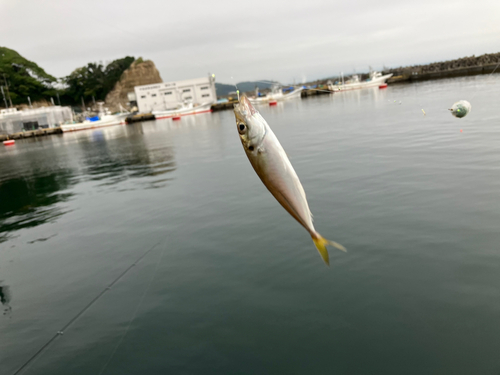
1 0 499 84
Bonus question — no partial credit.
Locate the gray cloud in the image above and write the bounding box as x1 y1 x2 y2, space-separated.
2 0 499 84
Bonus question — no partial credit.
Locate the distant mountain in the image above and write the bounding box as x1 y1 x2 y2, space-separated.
215 80 278 97
215 83 237 97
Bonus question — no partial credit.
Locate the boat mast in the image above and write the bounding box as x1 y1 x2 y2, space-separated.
1 86 7 109
3 74 12 107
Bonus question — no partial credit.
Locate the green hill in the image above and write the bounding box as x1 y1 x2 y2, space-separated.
0 46 57 105
63 56 135 104
0 46 280 105
0 47 135 107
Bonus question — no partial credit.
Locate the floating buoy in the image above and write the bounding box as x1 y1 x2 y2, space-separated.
172 116 181 121
269 101 278 106
3 140 15 146
449 100 471 118
379 84 388 89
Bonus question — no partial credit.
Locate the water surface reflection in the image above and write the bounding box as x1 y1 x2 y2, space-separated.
0 282 12 316
0 170 75 243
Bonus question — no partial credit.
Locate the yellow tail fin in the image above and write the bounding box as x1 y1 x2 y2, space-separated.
312 234 347 266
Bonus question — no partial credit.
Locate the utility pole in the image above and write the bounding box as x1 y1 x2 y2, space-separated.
81 97 85 114
51 97 55 106
28 96 32 108
56 92 61 105
3 74 12 107
1 86 8 109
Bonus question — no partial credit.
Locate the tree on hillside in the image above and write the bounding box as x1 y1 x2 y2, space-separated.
63 56 134 105
0 46 58 106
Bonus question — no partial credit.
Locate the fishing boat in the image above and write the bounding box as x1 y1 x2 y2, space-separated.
61 113 128 132
248 84 304 104
153 102 213 120
60 103 129 132
327 71 393 92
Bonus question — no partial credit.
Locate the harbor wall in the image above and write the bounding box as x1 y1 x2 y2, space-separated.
388 63 499 83
385 52 500 84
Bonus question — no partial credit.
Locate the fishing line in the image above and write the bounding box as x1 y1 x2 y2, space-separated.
468 60 500 101
230 77 240 102
98 239 167 375
11 241 161 375
409 60 500 117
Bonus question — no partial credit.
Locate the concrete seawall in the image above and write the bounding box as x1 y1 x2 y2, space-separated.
388 63 499 84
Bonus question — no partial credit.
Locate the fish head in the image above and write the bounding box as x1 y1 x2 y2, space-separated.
234 95 267 152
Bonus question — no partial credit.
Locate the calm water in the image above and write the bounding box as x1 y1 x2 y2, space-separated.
1 75 500 374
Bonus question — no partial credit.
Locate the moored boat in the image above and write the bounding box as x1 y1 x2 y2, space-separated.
327 71 393 92
60 113 128 132
248 85 303 104
61 103 129 132
153 102 213 120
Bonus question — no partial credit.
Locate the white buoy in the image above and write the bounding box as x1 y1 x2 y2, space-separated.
450 100 471 118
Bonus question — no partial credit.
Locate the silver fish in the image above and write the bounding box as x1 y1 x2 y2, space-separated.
234 96 346 265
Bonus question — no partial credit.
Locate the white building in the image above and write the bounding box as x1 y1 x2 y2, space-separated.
0 107 73 135
133 75 217 113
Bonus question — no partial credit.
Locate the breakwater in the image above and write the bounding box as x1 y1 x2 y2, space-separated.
385 52 500 83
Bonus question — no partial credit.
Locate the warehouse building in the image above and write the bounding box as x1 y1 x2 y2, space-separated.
0 106 73 136
133 74 217 113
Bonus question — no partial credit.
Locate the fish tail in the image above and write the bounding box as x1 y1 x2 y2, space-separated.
312 233 347 266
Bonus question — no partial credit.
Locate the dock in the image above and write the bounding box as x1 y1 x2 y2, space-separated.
209 89 333 112
211 101 238 112
0 127 62 141
126 113 156 123
300 88 333 97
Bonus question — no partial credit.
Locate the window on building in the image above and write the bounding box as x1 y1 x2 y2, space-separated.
185 96 192 100
202 94 210 97
164 92 172 95
152 94 157 97
201 86 209 90
141 95 146 99
182 89 191 92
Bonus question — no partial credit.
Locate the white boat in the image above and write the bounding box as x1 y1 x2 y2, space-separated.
248 85 304 104
153 102 213 120
60 113 128 132
60 103 129 132
327 71 393 92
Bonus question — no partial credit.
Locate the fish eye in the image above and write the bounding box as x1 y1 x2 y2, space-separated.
249 146 254 151
238 123 246 134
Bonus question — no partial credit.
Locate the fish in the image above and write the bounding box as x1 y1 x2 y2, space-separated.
233 95 346 265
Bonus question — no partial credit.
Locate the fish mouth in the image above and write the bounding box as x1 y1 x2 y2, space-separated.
238 95 257 116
